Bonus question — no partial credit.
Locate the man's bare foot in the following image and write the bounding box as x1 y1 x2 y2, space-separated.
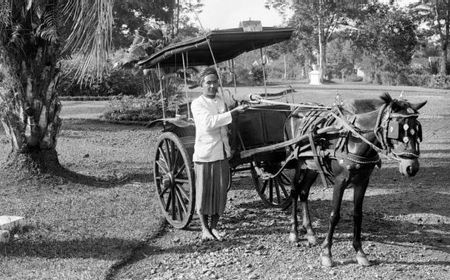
211 229 225 241
201 230 216 241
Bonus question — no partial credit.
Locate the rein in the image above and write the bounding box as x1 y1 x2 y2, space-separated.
252 96 403 162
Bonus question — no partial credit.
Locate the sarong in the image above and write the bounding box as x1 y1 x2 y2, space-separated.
194 159 230 215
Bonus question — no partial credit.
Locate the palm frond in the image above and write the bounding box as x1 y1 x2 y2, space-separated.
0 0 12 28
36 0 59 43
62 0 113 84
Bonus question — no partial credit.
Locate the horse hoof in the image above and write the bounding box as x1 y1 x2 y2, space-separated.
289 232 298 243
321 254 333 267
356 252 371 266
306 235 317 246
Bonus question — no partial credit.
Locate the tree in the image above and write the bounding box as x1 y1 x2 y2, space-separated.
112 0 175 48
408 0 450 75
350 4 417 82
0 0 113 176
265 0 367 81
326 36 356 79
170 0 203 41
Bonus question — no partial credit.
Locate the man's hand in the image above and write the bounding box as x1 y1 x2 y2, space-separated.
230 104 249 116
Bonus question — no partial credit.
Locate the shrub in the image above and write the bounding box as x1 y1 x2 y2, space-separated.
102 74 184 122
249 65 266 86
379 72 397 86
102 95 177 122
345 74 363 82
58 57 145 97
427 75 450 89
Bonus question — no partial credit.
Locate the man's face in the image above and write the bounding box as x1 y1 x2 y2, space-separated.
202 74 219 98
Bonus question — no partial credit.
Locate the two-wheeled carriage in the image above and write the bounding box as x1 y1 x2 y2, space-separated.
138 27 303 228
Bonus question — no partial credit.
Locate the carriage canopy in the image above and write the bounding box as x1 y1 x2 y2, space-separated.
137 27 294 68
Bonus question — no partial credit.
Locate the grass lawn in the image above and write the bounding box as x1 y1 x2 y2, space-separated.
0 120 165 280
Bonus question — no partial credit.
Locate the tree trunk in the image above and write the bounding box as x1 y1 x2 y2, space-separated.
0 43 62 176
318 18 327 82
440 45 448 75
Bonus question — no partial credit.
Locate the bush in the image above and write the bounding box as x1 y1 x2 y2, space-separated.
345 74 363 82
102 95 177 122
375 72 450 89
249 65 266 86
406 74 432 87
427 75 450 89
58 57 145 97
101 74 184 122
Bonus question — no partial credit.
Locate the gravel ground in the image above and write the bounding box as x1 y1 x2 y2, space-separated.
112 168 450 280
110 85 450 280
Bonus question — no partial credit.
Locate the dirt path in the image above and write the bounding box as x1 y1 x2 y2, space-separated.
111 167 450 280
109 87 450 279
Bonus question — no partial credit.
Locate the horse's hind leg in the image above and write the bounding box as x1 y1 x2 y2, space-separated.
298 169 318 246
289 167 302 243
352 173 371 266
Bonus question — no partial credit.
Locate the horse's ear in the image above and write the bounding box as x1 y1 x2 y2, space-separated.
410 101 427 111
379 92 392 104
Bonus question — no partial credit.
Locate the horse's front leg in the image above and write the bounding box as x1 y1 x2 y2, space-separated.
352 171 372 266
321 175 348 267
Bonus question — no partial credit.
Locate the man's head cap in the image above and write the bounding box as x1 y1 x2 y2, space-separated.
199 66 218 84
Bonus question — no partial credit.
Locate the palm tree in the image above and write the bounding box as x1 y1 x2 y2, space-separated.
0 0 113 175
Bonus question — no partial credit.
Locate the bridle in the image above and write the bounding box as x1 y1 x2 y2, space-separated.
331 101 422 162
373 102 422 159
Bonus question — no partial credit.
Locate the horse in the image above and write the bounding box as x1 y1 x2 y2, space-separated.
285 93 427 267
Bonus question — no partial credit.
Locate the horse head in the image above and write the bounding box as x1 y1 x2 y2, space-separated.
378 93 427 177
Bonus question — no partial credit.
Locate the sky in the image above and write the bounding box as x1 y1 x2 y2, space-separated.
196 0 286 30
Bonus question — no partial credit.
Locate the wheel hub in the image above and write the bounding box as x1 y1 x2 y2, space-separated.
162 173 175 188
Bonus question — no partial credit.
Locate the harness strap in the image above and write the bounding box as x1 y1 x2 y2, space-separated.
329 111 399 162
308 129 329 188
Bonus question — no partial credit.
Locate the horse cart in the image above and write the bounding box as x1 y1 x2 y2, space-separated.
138 27 316 229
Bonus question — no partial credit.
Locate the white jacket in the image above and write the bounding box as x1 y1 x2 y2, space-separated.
191 95 232 162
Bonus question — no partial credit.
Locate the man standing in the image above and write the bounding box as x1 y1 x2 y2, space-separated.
191 67 247 241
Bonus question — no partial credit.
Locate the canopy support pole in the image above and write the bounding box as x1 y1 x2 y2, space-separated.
181 52 191 119
260 48 267 98
157 63 166 121
206 39 227 106
232 59 237 95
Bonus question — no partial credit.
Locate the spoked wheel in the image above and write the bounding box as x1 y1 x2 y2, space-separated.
154 132 195 229
251 161 293 209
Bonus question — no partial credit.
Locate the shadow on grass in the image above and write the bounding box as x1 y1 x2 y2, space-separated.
57 168 152 188
61 119 151 132
0 165 153 190
0 237 144 260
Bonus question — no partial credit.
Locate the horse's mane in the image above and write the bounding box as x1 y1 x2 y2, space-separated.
342 92 392 114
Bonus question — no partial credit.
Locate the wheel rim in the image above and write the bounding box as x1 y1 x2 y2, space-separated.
251 162 292 208
154 134 193 228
